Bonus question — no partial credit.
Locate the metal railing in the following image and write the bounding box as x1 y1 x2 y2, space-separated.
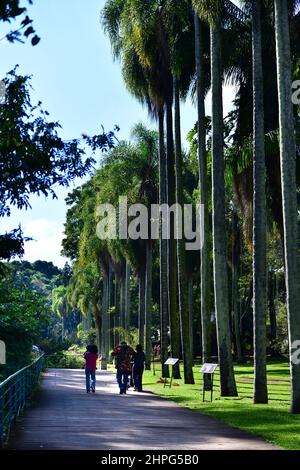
0 353 45 447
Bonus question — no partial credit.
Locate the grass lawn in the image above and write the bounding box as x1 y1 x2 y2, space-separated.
143 359 300 450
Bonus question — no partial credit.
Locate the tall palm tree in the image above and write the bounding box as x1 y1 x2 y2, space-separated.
195 0 238 396
158 107 170 378
164 0 196 383
193 9 212 363
252 0 268 404
67 261 102 349
274 0 300 414
52 285 68 342
130 123 158 367
102 0 171 378
95 125 158 364
174 79 195 384
157 9 181 380
211 11 237 397
166 85 182 380
122 1 183 379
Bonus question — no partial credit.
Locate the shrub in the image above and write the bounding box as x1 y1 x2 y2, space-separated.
37 337 73 355
46 348 84 369
77 326 97 347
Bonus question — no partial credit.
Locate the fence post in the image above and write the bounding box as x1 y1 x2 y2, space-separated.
0 385 4 447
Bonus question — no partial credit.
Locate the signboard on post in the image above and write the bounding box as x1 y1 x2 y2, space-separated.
201 363 218 374
165 358 179 366
164 358 179 388
0 340 6 365
201 363 218 402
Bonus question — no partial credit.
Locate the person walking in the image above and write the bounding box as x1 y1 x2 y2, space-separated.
133 344 146 392
112 341 134 394
83 344 99 393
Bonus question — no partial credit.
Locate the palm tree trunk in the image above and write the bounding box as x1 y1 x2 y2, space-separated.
124 262 131 330
86 309 92 330
61 317 64 342
107 270 112 358
231 207 244 363
138 269 146 347
94 305 101 354
111 270 116 348
101 276 108 357
174 79 194 384
195 12 211 363
274 0 300 413
187 273 194 360
166 88 181 380
120 275 125 330
114 276 120 345
268 271 277 343
119 276 123 330
145 242 153 370
252 0 268 404
158 108 170 378
107 261 112 359
211 22 237 396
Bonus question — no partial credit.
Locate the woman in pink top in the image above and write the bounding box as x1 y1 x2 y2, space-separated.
83 344 99 393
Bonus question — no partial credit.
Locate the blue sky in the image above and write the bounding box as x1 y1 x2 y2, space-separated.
0 0 235 267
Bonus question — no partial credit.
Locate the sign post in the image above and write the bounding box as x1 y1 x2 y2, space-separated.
164 358 179 388
200 363 218 402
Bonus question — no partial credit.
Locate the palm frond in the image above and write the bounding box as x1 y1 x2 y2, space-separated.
101 0 126 59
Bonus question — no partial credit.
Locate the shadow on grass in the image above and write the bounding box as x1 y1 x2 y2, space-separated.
150 391 300 449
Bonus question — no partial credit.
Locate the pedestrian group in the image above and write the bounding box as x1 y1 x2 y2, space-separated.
83 341 146 394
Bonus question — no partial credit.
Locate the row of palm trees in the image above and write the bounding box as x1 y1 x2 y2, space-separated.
99 0 300 413
62 124 160 368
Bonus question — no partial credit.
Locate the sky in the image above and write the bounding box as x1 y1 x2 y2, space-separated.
0 0 236 268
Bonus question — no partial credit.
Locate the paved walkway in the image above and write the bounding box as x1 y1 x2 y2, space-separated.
9 369 278 450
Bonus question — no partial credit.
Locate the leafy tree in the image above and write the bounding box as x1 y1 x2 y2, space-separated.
0 69 93 218
0 0 40 46
32 260 61 279
0 227 29 260
0 265 51 376
0 69 118 261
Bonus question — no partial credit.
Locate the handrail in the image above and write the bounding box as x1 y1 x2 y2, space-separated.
0 353 45 447
0 359 42 387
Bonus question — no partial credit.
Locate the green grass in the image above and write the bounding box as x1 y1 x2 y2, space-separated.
143 359 300 450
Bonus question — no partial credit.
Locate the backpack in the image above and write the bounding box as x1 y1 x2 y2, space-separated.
117 345 128 364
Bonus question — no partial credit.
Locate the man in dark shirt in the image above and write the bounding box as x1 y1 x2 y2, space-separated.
132 344 146 392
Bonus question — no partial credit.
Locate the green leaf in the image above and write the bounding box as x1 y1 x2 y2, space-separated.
31 35 40 46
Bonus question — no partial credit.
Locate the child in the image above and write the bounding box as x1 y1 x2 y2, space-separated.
83 344 99 393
